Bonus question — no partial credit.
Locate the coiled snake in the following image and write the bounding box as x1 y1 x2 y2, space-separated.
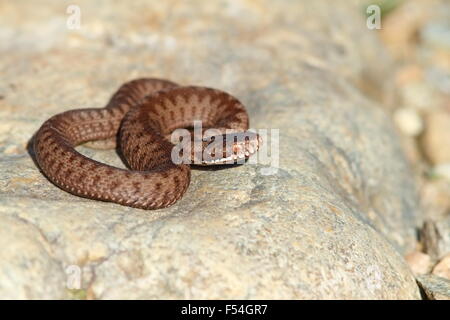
33 78 261 209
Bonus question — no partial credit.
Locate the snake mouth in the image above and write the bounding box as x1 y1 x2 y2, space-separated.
198 131 262 165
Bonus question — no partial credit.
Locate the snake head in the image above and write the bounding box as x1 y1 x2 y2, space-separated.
194 131 262 165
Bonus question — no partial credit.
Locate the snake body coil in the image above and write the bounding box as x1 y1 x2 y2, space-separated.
33 78 260 209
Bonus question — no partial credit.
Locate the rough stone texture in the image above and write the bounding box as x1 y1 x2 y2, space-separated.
0 1 420 299
421 219 450 260
421 180 450 220
417 275 450 300
0 216 67 299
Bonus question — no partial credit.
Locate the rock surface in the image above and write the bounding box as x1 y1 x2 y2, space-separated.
0 1 421 299
421 219 450 260
417 275 450 300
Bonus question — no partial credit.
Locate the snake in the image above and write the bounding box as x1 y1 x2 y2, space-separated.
33 78 261 209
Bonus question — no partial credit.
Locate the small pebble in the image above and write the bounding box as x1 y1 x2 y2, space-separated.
422 110 450 165
393 107 423 136
405 251 432 275
433 254 450 280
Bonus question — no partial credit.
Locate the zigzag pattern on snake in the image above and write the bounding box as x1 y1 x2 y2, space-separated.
33 78 261 209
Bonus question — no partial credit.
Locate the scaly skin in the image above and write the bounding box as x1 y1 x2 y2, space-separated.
33 78 260 209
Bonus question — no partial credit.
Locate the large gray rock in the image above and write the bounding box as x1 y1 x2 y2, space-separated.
0 0 420 299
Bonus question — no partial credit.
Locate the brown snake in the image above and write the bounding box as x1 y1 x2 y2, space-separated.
33 78 261 209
